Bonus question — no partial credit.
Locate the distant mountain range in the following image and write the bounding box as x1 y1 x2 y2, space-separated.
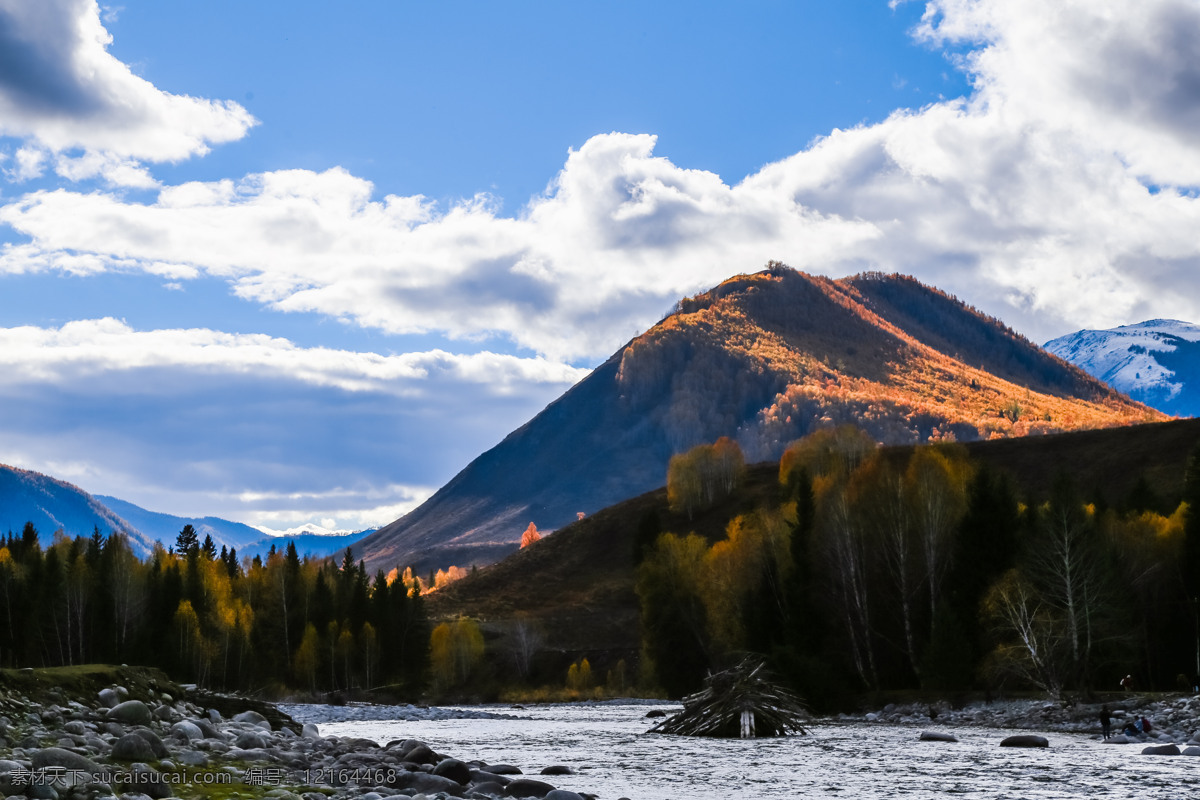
0 465 155 553
1045 319 1200 418
354 266 1162 575
0 463 369 559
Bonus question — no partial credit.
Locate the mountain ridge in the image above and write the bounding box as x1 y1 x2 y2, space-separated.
355 266 1163 575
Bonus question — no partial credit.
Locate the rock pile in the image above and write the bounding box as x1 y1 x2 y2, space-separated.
0 678 609 800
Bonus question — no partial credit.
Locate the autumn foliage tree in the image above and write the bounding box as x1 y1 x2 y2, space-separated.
667 437 746 519
520 522 541 548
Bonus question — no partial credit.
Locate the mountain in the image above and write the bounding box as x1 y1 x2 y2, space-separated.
1044 319 1200 417
97 495 266 551
0 465 155 554
237 530 373 561
355 266 1163 575
98 495 373 559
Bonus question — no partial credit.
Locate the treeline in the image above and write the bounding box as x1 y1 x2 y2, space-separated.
638 429 1200 707
0 525 429 697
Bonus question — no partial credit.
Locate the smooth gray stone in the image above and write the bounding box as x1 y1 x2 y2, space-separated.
1000 735 1049 748
31 747 100 774
232 710 270 728
111 734 155 762
919 731 958 742
1142 744 1181 755
391 771 465 795
506 777 558 798
470 769 512 786
97 689 121 709
487 764 522 775
133 728 168 758
176 750 208 766
1182 746 1200 756
301 723 321 739
540 765 573 775
433 757 471 785
106 701 152 725
235 731 268 749
169 721 203 741
125 764 171 799
544 791 585 800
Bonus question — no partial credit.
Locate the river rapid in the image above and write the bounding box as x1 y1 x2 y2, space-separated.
294 702 1200 800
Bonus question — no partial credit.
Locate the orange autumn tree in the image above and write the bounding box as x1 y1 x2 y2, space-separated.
521 522 541 548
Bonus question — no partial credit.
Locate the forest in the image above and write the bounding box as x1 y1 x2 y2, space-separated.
0 527 430 698
638 428 1200 709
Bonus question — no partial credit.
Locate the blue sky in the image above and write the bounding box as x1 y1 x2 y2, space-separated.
0 0 1198 533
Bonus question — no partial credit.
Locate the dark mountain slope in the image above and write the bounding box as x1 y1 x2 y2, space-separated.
0 465 154 553
429 416 1200 662
846 273 1119 401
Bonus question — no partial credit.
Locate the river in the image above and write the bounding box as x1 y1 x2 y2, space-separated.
302 702 1200 799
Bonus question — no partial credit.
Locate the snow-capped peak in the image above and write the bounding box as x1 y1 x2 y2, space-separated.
1045 319 1200 416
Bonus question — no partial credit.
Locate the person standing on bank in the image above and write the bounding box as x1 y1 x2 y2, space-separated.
1099 706 1112 740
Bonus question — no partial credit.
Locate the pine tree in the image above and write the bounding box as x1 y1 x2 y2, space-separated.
175 524 199 557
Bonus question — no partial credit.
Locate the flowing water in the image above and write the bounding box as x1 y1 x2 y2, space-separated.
308 702 1200 799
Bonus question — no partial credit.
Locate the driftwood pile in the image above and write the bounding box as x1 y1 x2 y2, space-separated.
650 658 810 738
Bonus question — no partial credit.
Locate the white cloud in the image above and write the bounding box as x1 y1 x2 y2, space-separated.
0 318 588 393
0 0 255 180
3 146 45 181
913 0 1200 188
0 321 581 531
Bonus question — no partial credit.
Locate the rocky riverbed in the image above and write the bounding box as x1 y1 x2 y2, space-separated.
0 667 610 800
846 693 1200 751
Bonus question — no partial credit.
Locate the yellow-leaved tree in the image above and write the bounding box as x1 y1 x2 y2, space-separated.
430 617 485 691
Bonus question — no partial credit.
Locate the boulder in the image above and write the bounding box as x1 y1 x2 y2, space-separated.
188 718 223 739
544 792 586 800
232 710 270 729
301 722 321 739
1183 746 1200 756
488 764 523 775
540 765 574 775
97 688 121 708
471 769 513 787
111 734 156 762
1000 735 1049 748
919 731 958 743
169 721 203 741
106 700 152 725
402 744 437 765
1142 744 1181 755
1104 735 1132 744
507 777 558 797
433 758 471 785
130 729 166 757
124 763 171 799
31 747 100 774
235 731 269 750
390 771 466 796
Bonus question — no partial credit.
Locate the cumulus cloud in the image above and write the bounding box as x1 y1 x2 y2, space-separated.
914 0 1200 187
0 320 584 528
0 0 255 179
